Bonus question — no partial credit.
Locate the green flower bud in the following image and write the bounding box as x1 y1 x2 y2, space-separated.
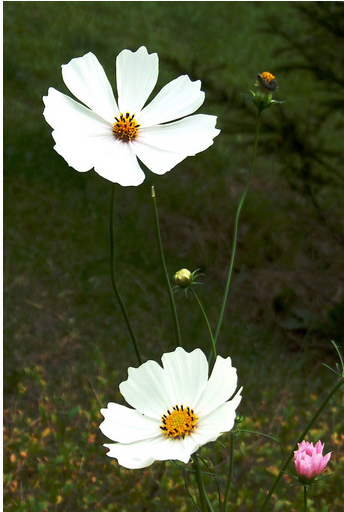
173 269 192 288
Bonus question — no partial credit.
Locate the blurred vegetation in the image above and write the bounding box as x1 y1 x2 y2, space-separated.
3 2 344 512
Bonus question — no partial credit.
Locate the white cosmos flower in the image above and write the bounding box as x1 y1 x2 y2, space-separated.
43 46 220 186
100 347 242 469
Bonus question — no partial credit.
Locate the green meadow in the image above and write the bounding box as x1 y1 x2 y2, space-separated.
4 2 344 511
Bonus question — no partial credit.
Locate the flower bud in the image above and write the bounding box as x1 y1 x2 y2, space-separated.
256 72 277 93
294 440 331 485
173 269 192 288
251 71 281 111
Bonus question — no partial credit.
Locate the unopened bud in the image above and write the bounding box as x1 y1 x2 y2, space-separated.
256 72 277 93
173 269 192 288
250 71 282 112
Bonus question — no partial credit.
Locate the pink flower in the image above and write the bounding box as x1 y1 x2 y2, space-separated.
294 440 331 484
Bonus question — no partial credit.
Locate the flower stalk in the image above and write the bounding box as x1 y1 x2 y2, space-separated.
190 288 217 360
110 184 142 365
303 485 308 512
192 455 214 512
214 110 262 346
151 185 182 348
223 432 235 512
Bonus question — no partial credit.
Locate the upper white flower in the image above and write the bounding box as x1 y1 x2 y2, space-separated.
100 347 242 469
43 47 220 186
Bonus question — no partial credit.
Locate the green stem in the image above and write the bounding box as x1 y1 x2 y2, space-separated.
110 184 142 365
214 110 262 346
259 376 344 512
192 455 214 512
151 185 182 347
223 432 235 512
190 288 216 360
303 485 308 512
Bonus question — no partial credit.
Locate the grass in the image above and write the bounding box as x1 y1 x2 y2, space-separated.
4 2 344 511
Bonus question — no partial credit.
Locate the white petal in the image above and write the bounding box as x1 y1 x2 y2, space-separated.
105 433 198 468
138 114 220 153
93 141 145 186
197 396 242 437
139 75 204 127
149 434 197 464
195 356 238 416
104 437 159 469
43 88 145 185
150 426 224 464
188 427 222 452
116 46 158 114
132 114 220 175
51 130 99 173
135 144 188 176
120 360 173 419
61 52 118 123
43 88 113 172
99 403 159 443
51 119 145 185
43 88 111 134
161 347 208 407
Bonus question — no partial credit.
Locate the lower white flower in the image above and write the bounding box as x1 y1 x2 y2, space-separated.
100 347 242 469
43 46 220 186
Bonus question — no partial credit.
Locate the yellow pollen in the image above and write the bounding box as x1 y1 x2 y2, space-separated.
257 72 277 92
113 112 140 142
160 405 198 439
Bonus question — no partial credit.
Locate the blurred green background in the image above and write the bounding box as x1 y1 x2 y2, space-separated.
4 2 344 511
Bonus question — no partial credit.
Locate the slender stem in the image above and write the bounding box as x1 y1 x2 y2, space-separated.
259 376 344 512
214 110 262 346
223 433 235 512
192 455 214 512
151 186 182 347
303 485 308 512
190 288 216 360
110 184 142 365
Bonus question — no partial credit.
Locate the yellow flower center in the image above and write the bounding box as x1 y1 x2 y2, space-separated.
160 405 198 439
113 112 140 141
257 72 277 92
